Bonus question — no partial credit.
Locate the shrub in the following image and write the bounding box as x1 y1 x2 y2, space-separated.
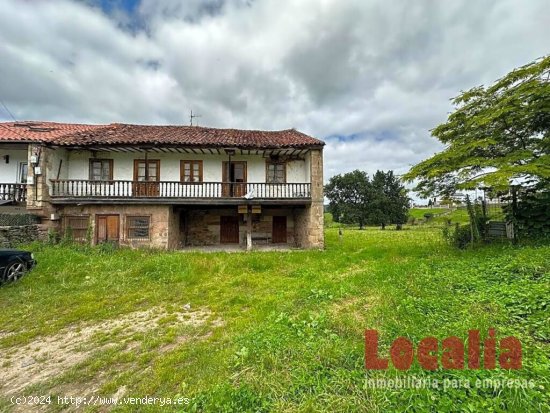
442 223 472 249
85 223 93 245
504 187 550 238
97 241 118 254
60 226 74 245
46 228 60 245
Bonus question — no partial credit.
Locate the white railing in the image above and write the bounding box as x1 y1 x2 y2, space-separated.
50 180 311 199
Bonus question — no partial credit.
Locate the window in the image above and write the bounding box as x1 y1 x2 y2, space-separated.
181 160 203 183
18 163 28 184
266 162 286 183
134 159 160 182
65 216 89 241
89 159 113 181
127 216 150 240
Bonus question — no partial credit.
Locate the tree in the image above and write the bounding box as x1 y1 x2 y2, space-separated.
325 170 370 229
403 55 550 197
366 170 410 229
325 170 410 230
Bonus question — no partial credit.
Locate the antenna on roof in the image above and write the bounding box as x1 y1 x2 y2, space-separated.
189 110 202 126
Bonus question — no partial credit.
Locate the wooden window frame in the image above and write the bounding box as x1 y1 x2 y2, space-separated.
265 161 286 183
126 215 151 241
18 162 28 184
89 159 113 181
180 160 203 183
64 215 90 242
133 159 160 181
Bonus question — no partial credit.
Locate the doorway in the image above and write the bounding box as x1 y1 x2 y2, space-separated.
222 161 247 197
133 159 160 196
272 216 287 243
220 216 239 243
96 215 119 244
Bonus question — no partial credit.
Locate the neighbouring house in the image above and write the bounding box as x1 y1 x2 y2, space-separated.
0 121 324 249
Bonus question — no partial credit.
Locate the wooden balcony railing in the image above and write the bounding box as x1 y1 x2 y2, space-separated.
0 183 27 203
50 180 311 200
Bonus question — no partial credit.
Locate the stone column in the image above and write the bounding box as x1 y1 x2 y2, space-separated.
295 148 324 249
26 144 50 212
25 144 59 231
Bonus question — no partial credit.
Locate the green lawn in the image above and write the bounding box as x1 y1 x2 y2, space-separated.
408 208 448 219
0 227 548 412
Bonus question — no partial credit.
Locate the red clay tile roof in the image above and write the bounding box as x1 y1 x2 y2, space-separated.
0 121 105 143
0 121 324 149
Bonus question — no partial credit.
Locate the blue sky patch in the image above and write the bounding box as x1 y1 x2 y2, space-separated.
95 0 140 14
325 130 398 143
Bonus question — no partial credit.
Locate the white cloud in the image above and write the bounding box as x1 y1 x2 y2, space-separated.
0 0 548 194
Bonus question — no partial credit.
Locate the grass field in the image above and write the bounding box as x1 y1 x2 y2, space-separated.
407 208 448 219
0 225 548 412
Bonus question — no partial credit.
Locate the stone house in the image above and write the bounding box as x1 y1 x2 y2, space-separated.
0 121 324 249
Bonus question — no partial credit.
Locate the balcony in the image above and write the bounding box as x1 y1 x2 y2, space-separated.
49 180 311 205
0 183 27 204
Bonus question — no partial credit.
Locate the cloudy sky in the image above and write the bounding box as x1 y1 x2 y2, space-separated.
0 0 548 191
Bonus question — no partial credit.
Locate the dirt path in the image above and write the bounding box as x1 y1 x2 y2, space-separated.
0 305 222 406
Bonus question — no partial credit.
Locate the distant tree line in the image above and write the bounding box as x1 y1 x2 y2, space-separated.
325 170 410 229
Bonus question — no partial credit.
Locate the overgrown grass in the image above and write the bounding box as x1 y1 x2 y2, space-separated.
0 227 548 412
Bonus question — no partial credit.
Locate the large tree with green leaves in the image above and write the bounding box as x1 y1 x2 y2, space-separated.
325 170 410 229
403 55 550 196
366 170 410 229
325 170 370 229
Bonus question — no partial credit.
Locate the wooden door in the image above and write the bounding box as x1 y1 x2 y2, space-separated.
272 216 287 243
96 215 119 244
222 161 247 197
220 216 239 243
133 159 160 196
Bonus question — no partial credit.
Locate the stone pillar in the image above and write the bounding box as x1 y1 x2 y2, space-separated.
26 145 51 212
25 144 60 231
295 148 324 249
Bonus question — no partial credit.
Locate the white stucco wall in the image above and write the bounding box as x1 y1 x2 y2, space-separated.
0 149 28 183
65 150 309 183
45 148 69 180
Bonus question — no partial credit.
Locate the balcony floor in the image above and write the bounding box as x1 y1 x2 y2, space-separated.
50 197 311 206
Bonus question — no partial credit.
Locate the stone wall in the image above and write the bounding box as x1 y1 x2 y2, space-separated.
60 204 173 249
184 209 223 246
0 224 48 248
183 207 296 247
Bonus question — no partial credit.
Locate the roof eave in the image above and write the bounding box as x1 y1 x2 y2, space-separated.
47 142 325 150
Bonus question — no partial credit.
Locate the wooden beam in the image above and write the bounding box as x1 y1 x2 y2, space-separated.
246 206 252 251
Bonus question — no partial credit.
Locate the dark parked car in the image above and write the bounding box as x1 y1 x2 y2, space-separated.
0 250 36 284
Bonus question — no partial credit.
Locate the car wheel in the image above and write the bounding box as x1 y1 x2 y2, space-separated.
4 261 27 283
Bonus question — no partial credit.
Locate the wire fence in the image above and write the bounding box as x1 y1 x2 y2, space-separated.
0 213 41 226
